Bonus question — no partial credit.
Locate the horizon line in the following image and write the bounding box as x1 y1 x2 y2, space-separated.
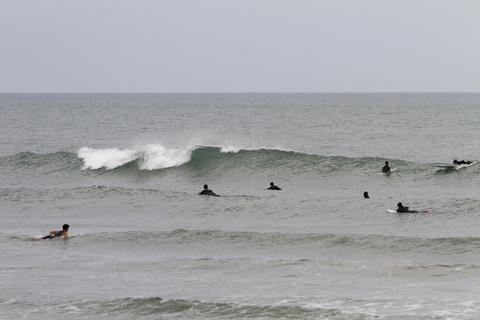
1 91 480 94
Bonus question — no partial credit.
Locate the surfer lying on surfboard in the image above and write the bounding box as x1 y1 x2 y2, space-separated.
453 159 473 166
396 202 417 213
390 202 431 213
41 224 69 239
267 182 282 190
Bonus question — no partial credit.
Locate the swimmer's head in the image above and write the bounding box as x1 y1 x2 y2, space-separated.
62 224 69 231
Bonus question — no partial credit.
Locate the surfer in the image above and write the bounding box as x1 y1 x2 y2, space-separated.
453 159 473 165
199 184 220 197
267 182 282 190
41 224 69 239
363 191 369 199
382 161 391 173
396 202 417 213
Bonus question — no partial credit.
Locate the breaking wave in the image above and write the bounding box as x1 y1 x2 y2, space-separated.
78 144 193 170
0 144 463 175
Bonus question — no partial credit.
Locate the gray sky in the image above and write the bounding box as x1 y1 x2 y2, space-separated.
1 0 479 92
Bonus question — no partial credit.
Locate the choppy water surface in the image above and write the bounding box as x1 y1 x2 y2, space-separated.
1 93 480 319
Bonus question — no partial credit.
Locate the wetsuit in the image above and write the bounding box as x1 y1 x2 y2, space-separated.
199 189 218 196
396 206 417 213
456 160 472 165
267 185 282 190
382 165 390 173
41 230 66 239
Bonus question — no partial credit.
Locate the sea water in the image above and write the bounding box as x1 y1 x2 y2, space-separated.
1 93 480 319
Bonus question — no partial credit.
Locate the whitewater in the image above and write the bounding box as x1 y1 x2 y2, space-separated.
2 93 480 320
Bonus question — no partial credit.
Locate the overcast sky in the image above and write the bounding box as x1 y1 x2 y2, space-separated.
1 0 479 92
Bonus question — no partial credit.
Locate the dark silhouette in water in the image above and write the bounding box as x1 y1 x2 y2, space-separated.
453 159 472 165
363 191 369 199
267 182 282 190
382 161 391 173
199 184 220 197
396 202 417 213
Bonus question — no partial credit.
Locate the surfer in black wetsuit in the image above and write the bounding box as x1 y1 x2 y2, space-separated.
396 202 417 213
267 182 282 190
199 184 220 197
42 224 69 239
382 161 391 173
453 159 473 165
363 191 369 199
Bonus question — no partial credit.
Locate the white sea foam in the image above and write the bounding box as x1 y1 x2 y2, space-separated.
220 145 294 154
138 144 192 170
78 144 293 170
220 146 241 153
78 147 138 170
78 144 193 170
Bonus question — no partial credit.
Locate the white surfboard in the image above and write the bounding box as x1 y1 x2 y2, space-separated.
436 162 476 170
435 165 455 169
455 161 476 170
387 209 431 213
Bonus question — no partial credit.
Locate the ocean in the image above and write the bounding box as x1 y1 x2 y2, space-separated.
1 93 480 319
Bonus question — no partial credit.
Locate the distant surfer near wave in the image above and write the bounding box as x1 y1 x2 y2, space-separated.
453 159 473 166
382 161 391 173
363 191 369 199
41 224 69 239
267 182 282 190
199 184 220 197
396 202 417 213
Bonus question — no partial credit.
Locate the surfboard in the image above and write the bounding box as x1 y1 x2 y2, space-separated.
387 209 431 213
436 162 476 170
455 161 477 170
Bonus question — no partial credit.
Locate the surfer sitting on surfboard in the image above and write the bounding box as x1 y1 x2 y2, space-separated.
199 184 220 197
41 224 69 239
396 202 417 213
382 161 391 173
453 159 473 166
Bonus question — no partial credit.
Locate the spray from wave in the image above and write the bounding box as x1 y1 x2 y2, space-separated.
77 144 193 170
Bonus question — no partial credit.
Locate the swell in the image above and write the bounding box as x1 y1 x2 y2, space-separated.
0 185 172 202
0 296 444 319
0 151 82 173
70 297 334 318
23 229 480 255
0 146 449 176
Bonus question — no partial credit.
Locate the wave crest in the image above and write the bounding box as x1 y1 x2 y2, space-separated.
78 144 193 170
58 297 362 319
1 145 432 175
